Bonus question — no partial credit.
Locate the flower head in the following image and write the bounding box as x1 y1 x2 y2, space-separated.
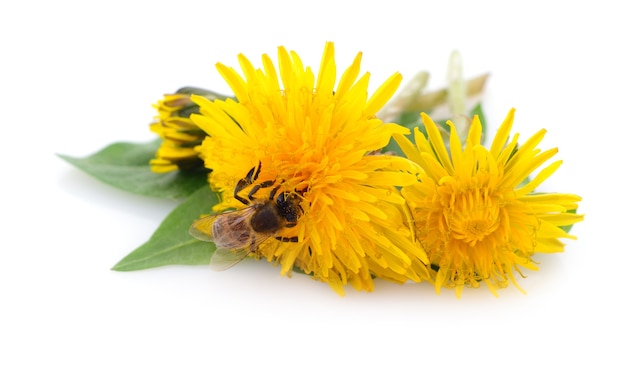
191 42 430 294
149 87 228 173
394 109 583 297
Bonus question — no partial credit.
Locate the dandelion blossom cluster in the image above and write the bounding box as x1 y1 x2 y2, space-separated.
394 109 583 297
190 42 430 294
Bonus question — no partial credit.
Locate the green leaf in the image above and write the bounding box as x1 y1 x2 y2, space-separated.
112 185 218 271
58 139 208 199
561 209 578 234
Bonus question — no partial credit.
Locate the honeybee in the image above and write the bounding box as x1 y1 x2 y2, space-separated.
189 162 303 270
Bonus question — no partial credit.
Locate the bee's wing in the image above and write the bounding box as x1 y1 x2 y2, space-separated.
190 208 257 243
209 230 274 271
210 247 250 271
189 214 218 242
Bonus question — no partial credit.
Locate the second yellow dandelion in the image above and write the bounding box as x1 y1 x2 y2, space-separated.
394 109 583 297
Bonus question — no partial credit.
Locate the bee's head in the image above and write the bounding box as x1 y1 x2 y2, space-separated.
275 191 303 227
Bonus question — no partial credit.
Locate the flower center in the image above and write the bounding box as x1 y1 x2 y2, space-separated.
445 186 500 247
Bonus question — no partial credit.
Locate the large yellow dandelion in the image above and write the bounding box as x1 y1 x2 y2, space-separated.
190 42 430 294
394 109 583 297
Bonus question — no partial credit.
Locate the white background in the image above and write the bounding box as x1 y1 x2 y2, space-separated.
1 1 623 381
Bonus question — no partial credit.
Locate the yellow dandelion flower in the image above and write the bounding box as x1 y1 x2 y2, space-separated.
394 109 583 297
190 42 430 294
149 88 225 173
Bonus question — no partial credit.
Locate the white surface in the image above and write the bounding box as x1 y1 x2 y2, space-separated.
1 1 623 381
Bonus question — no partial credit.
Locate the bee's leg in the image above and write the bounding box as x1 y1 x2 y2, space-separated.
244 161 262 184
248 180 276 201
234 181 251 205
250 235 258 252
252 161 262 182
234 161 262 205
295 187 308 213
268 184 281 200
234 167 255 205
275 236 298 243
